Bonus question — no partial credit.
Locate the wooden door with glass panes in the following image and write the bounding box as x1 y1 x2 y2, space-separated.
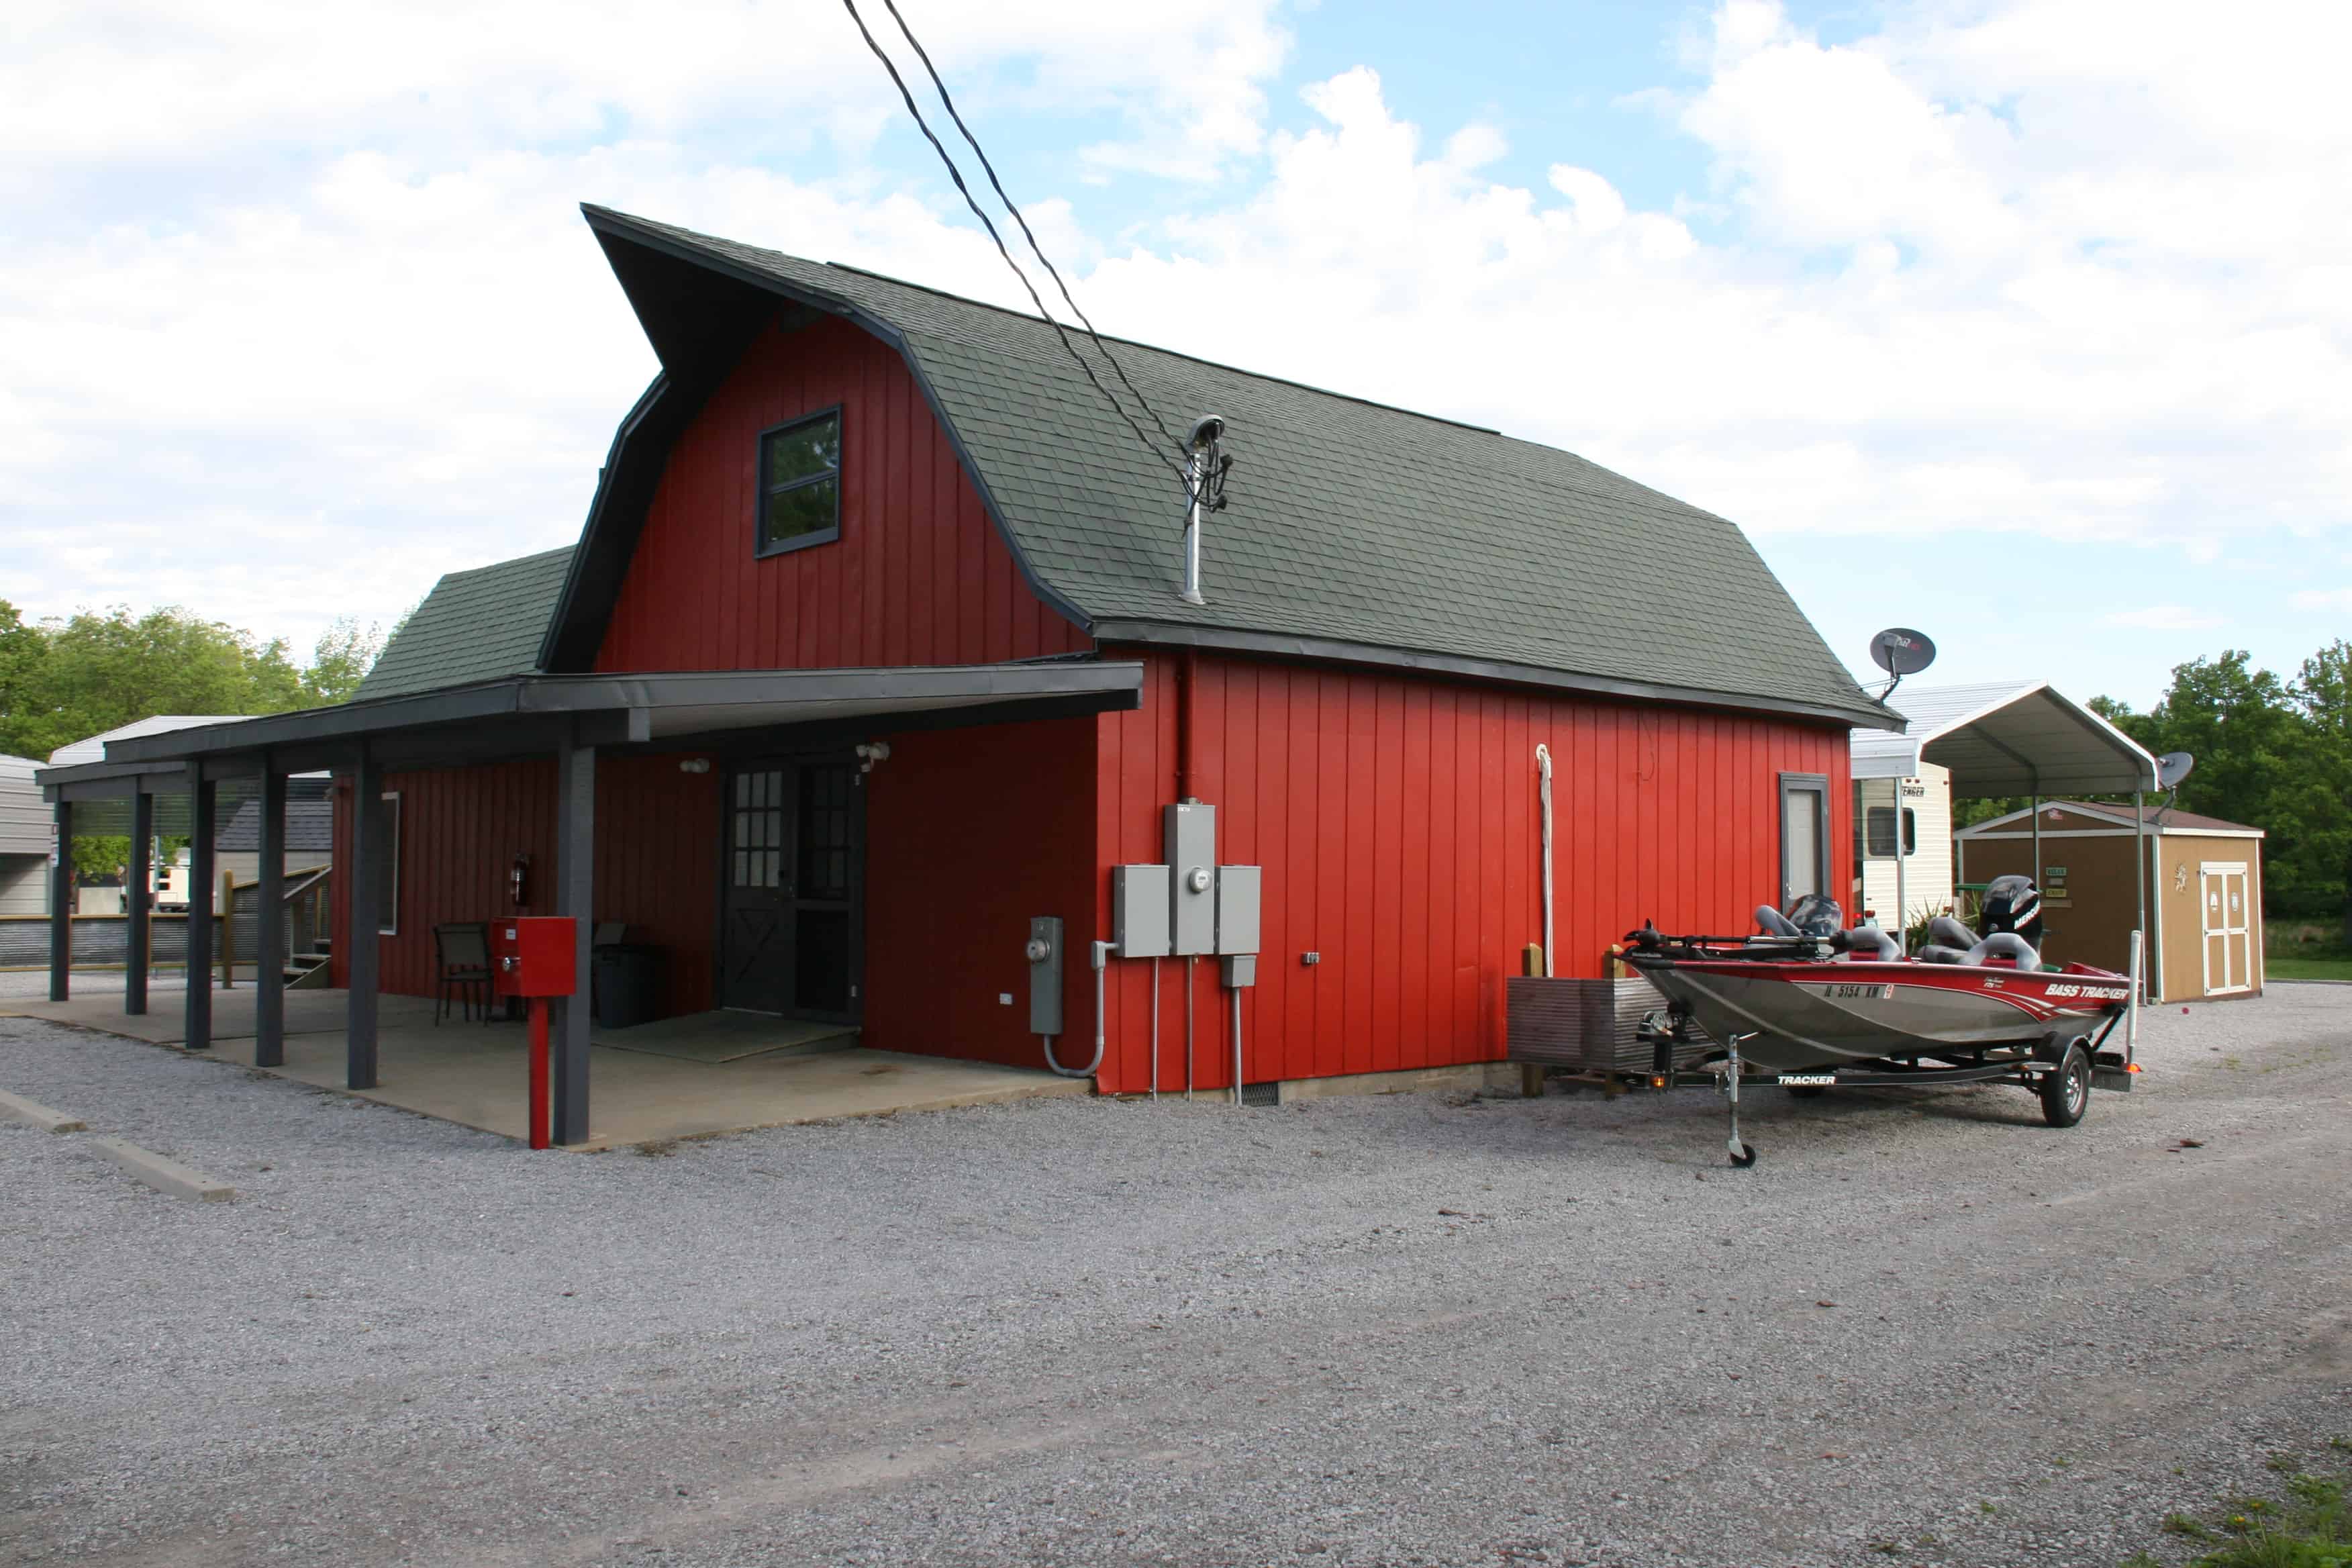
720 758 863 1020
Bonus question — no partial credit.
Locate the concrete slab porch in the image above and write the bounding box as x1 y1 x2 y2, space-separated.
1 990 1091 1149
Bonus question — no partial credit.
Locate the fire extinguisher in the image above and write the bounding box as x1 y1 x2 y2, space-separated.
509 852 531 909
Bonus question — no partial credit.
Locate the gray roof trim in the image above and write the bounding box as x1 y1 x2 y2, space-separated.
1094 622 1901 731
555 207 1093 669
537 373 671 673
82 663 1148 766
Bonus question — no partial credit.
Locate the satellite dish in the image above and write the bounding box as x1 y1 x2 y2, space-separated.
1869 628 1937 677
2157 752 2194 790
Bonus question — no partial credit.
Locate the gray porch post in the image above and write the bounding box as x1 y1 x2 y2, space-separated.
346 746 382 1089
126 783 152 1016
183 764 215 1050
552 728 595 1145
48 799 72 1001
255 760 287 1068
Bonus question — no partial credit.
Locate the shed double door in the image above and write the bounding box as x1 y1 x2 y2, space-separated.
721 758 862 1022
2199 861 2251 995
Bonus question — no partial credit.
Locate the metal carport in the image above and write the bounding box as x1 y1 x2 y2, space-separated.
1851 680 2161 979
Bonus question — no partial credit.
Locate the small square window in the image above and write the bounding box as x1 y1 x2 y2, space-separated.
757 410 841 556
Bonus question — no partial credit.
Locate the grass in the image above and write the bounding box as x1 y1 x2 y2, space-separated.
2266 956 2352 983
2132 1455 2351 1567
2267 923 2352 983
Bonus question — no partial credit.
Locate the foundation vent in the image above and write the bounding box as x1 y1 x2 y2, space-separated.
1239 1080 1281 1108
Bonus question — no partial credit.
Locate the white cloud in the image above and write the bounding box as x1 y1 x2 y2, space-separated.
2102 606 2225 632
2290 589 2352 613
5 0 2350 667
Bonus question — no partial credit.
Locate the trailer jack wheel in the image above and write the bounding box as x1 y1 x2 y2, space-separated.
1723 1034 1758 1169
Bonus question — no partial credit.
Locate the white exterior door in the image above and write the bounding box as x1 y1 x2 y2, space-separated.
2199 862 2251 995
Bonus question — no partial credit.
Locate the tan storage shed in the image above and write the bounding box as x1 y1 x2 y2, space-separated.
1956 801 2263 1003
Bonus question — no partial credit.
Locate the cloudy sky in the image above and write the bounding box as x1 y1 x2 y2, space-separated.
6 0 2347 707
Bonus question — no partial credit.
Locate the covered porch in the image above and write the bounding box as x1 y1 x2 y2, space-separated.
35 662 1141 1144
0 985 1086 1148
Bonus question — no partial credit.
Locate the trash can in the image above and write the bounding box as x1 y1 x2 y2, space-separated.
591 944 665 1030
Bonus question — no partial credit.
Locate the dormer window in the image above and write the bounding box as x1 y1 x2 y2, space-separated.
757 409 842 555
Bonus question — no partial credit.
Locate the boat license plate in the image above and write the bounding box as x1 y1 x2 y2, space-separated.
1822 983 1895 999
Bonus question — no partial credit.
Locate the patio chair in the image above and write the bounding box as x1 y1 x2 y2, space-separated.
432 922 493 1025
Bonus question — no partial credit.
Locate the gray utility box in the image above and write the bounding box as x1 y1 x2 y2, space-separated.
1215 866 1261 954
1026 916 1064 1035
1112 865 1171 958
1505 975 1704 1074
1164 801 1217 956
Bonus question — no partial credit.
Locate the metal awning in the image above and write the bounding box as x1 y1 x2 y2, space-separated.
38 662 1146 798
1851 680 2159 797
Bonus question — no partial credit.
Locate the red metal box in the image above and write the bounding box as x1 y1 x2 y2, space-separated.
491 916 578 998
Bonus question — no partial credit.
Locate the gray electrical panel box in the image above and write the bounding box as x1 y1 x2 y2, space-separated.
1216 865 1261 954
1112 865 1171 958
1220 952 1258 989
1026 916 1064 1035
1164 801 1217 956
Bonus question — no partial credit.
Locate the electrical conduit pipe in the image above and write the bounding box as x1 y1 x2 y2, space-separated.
1041 940 1118 1077
1535 744 1555 977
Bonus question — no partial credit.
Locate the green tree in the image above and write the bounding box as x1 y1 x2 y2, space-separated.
2287 640 2352 937
0 605 309 758
301 616 395 706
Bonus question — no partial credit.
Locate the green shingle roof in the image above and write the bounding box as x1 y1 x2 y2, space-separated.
574 207 1890 727
358 546 575 700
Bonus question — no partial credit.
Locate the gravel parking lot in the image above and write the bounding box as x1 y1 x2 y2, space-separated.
3 987 2347 1568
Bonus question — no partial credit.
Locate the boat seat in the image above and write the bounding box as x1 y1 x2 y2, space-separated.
1916 942 1971 965
1927 915 1978 951
1961 932 2039 968
1755 904 1801 937
1840 923 1901 961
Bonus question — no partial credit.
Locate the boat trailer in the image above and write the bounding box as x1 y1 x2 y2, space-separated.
1635 1011 2135 1169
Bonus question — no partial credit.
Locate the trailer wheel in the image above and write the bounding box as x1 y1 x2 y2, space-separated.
2039 1042 2092 1128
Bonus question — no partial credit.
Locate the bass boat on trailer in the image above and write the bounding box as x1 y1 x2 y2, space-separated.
1617 879 2138 1164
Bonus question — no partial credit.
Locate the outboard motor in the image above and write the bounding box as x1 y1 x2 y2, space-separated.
1981 875 2045 948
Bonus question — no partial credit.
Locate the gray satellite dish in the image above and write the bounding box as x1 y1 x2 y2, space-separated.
1868 628 1936 698
1869 628 1937 677
2157 752 2194 790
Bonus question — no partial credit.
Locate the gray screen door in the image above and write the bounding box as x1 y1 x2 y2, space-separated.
722 759 862 1021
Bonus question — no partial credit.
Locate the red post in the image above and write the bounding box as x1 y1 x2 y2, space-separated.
528 997 551 1151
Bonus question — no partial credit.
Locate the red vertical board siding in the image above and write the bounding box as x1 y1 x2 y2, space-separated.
330 756 721 1018
863 714 1098 1071
594 315 1088 674
1088 649 1852 1097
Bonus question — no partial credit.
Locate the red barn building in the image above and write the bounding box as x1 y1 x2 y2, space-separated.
46 207 1891 1142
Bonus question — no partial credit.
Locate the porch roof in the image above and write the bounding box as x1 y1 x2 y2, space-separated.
36 661 1144 798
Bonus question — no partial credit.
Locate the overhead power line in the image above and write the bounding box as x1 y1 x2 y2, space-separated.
839 0 1189 485
877 0 1188 461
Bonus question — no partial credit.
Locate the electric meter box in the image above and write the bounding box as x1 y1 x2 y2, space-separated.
1026 916 1064 1035
1215 866 1261 954
1164 801 1217 956
493 916 579 999
1112 865 1171 958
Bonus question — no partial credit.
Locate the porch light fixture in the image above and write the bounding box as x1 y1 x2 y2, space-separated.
854 742 891 775
678 758 711 774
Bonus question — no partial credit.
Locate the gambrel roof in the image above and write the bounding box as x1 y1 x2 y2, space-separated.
385 206 1895 728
